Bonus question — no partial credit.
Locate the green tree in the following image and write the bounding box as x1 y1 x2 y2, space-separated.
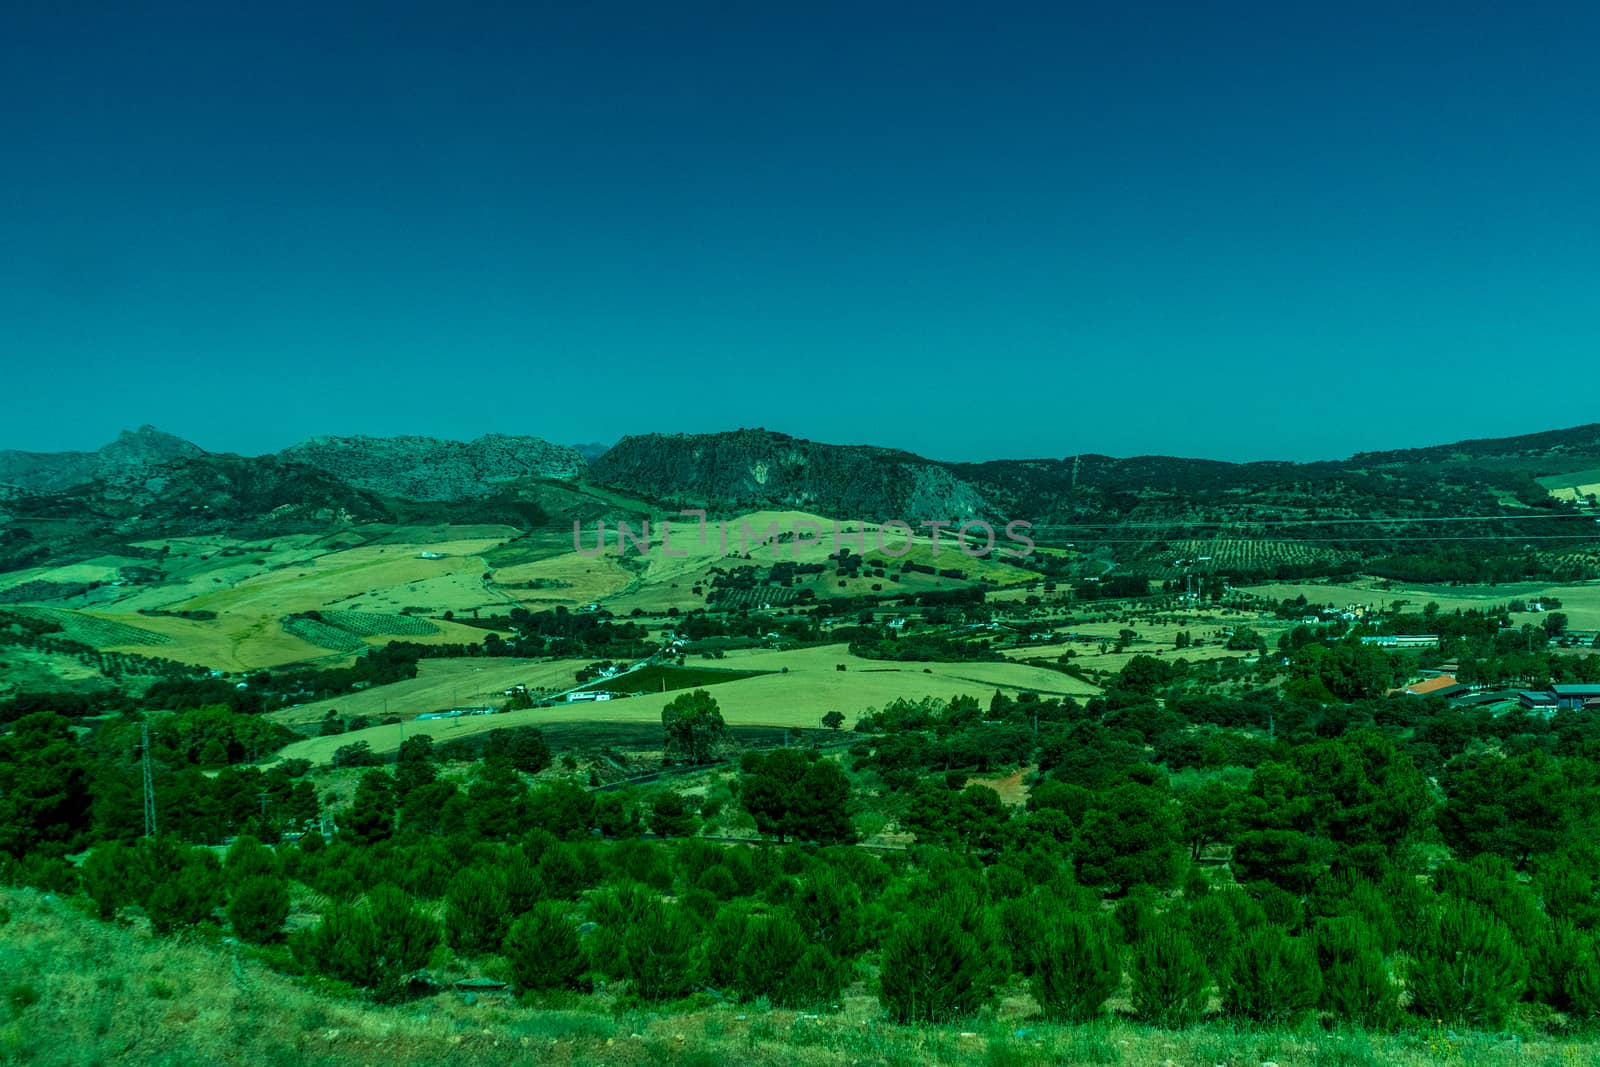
228 875 290 944
1075 782 1185 894
223 834 281 887
1219 925 1322 1027
731 909 846 1008
445 866 512 956
291 885 440 1003
1313 916 1397 1028
341 770 397 846
1130 918 1210 1028
661 689 726 765
1438 751 1584 868
504 903 585 993
1029 910 1121 1023
146 850 226 935
878 910 997 1023
739 749 854 845
1407 900 1528 1028
0 713 95 860
647 790 698 838
620 899 701 1000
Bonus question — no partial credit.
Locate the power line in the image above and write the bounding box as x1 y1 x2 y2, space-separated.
1028 512 1596 530
141 722 157 839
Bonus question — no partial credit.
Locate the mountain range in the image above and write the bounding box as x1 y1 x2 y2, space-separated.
2 423 1599 575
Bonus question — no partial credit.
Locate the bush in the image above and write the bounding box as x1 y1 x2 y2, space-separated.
1313 916 1397 1028
147 852 225 935
1029 910 1121 1023
1220 924 1322 1026
228 875 290 944
1406 899 1528 1028
1130 919 1210 1028
224 835 281 886
878 910 996 1023
445 866 511 956
1186 893 1241 979
291 885 440 1003
620 900 700 1001
504 903 585 992
1563 931 1600 1018
731 909 847 1008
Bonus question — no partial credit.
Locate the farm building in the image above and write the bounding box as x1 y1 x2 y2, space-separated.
1359 635 1440 649
567 690 614 702
1519 690 1559 710
1451 689 1521 709
1399 675 1470 699
1552 684 1600 710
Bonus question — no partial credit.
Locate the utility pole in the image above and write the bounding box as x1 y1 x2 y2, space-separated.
141 722 157 838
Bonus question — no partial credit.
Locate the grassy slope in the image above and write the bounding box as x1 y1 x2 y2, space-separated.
0 886 1589 1067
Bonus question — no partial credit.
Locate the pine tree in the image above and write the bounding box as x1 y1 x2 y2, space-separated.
1220 924 1322 1027
504 902 585 993
291 885 439 1003
1029 910 1122 1023
621 899 700 1001
341 771 397 845
1130 918 1210 1028
878 910 997 1023
1313 916 1397 1028
1407 899 1528 1028
228 875 290 944
444 866 512 956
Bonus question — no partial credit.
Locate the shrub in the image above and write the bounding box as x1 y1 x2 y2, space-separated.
504 903 585 993
1186 892 1241 979
223 835 281 886
445 866 512 956
1130 919 1210 1028
1406 899 1528 1028
228 875 290 944
878 910 996 1023
1563 932 1600 1019
1029 910 1121 1023
1313 916 1398 1028
292 885 440 1003
621 900 700 1001
1220 924 1322 1027
732 909 846 1008
147 852 225 935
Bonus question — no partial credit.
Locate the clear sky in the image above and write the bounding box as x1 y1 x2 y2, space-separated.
4 1 1597 462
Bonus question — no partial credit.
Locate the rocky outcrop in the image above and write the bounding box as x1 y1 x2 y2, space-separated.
588 429 993 521
278 434 587 501
0 426 204 494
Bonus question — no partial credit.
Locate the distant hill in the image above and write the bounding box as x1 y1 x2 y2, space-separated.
2 421 1597 579
279 433 587 501
589 428 992 521
0 426 204 494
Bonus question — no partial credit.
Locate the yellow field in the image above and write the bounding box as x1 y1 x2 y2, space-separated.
490 553 637 608
265 657 593 728
265 642 1101 766
4 514 1095 674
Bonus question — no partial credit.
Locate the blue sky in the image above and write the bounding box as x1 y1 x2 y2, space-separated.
3 2 1597 462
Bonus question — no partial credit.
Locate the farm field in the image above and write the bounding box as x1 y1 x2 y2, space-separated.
264 657 593 728
268 642 1100 765
1243 579 1600 629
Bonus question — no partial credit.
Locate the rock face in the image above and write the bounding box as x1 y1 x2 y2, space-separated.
589 429 993 521
279 433 588 501
0 426 205 494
